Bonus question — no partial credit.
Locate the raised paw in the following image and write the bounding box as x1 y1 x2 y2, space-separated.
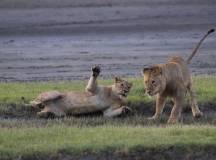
91 65 101 77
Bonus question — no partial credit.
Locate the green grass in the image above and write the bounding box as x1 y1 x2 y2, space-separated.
0 76 215 105
0 76 216 159
193 76 216 103
0 125 215 158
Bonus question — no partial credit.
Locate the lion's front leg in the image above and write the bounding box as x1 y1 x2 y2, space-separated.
167 95 183 124
103 106 131 117
85 65 100 94
148 95 166 121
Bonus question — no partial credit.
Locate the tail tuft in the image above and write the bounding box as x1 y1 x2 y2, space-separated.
187 28 215 64
208 28 215 34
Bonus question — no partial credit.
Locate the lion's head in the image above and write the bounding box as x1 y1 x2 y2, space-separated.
112 77 132 99
142 66 166 96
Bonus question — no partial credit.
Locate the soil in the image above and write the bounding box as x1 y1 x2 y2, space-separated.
13 146 216 160
1 102 216 125
0 0 215 82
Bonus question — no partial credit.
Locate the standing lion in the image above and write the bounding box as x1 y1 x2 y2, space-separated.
31 66 132 118
142 29 215 124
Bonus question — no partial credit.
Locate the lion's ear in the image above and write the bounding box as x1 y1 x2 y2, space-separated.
151 66 162 75
142 67 150 75
114 76 122 83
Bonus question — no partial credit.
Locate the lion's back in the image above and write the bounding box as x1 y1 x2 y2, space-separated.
167 56 191 86
30 90 64 107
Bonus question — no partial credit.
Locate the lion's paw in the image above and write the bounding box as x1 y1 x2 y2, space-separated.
193 111 203 119
167 118 179 124
147 116 160 122
92 65 101 77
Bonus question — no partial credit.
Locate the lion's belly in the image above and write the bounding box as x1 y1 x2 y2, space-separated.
59 92 110 114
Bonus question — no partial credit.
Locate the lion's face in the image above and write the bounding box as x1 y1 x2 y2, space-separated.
142 66 165 96
113 77 132 99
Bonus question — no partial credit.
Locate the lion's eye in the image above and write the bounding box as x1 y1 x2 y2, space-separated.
121 83 124 87
152 80 156 84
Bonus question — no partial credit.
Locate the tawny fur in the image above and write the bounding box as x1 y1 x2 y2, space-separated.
31 66 132 118
142 29 214 124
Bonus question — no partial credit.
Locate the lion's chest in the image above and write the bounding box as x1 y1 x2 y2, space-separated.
164 84 177 96
89 94 111 108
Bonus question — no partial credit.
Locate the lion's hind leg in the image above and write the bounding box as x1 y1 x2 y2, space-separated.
187 84 203 118
37 106 53 118
37 110 55 118
37 106 66 118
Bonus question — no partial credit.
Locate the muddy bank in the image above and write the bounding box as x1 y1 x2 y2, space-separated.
0 102 215 127
0 1 215 82
3 145 216 160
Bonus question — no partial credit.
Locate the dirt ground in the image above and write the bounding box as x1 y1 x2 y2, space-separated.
0 0 215 82
1 101 216 125
13 146 216 160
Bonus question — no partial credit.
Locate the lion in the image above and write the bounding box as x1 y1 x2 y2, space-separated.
30 66 132 118
142 29 215 124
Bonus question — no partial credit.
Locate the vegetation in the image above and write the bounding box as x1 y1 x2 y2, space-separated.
0 76 215 105
0 125 216 159
0 76 216 159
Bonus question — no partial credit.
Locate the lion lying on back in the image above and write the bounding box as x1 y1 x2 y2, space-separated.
142 29 215 124
31 66 132 118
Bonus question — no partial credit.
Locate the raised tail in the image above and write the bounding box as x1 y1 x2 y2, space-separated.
187 28 215 64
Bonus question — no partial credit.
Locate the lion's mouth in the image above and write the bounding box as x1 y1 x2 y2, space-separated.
146 90 155 96
122 93 127 97
120 92 129 97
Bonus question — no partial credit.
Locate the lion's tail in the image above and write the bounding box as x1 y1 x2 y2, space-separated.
187 28 215 64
